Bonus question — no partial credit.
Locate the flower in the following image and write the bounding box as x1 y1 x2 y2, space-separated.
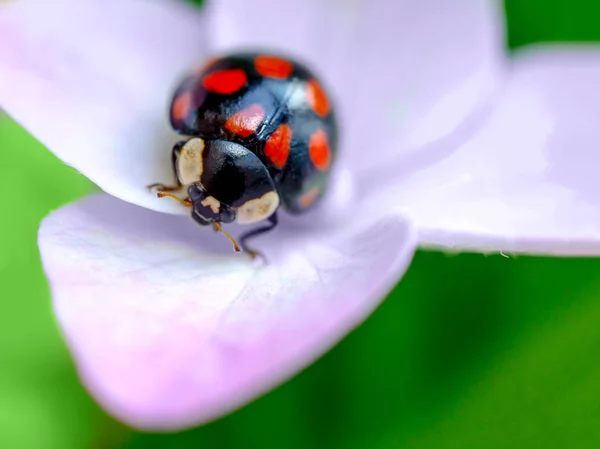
1 0 600 431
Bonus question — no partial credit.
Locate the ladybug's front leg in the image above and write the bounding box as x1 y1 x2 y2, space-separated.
155 192 192 207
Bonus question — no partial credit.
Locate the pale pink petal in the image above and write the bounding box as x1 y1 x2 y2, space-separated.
209 0 507 167
368 46 600 255
0 0 206 214
38 194 416 429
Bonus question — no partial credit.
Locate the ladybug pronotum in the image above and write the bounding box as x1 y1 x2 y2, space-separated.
149 52 338 257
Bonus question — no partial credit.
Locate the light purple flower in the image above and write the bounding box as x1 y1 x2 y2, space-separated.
1 0 600 430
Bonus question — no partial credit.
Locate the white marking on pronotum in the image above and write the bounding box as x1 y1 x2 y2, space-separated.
201 196 221 214
236 191 280 224
177 138 205 185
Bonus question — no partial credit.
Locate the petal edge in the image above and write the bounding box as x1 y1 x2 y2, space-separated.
39 193 417 429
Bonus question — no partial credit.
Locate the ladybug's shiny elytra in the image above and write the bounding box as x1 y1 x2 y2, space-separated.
149 52 338 257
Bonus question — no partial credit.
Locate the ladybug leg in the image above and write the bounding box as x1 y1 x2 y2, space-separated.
156 192 192 207
213 222 241 253
239 212 278 260
147 182 182 192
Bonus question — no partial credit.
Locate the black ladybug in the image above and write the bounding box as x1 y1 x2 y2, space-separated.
149 52 338 257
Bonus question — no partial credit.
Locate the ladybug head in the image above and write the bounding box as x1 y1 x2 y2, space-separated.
187 184 235 226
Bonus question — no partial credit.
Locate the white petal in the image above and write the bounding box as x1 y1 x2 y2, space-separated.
370 46 600 255
0 0 206 214
38 194 416 429
209 0 507 166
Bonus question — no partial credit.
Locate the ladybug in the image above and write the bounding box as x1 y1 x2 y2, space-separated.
149 52 338 257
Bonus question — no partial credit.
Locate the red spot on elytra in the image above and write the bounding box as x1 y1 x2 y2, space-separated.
309 129 331 171
306 79 329 117
264 124 292 168
224 104 265 138
255 55 294 79
172 92 192 121
203 69 247 95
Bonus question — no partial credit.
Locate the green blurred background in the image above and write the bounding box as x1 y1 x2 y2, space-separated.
2 0 600 447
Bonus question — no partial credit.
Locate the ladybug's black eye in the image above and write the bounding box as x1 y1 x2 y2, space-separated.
187 184 205 203
219 206 235 224
187 184 217 225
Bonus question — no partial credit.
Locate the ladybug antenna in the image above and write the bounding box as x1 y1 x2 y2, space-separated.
213 222 241 252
